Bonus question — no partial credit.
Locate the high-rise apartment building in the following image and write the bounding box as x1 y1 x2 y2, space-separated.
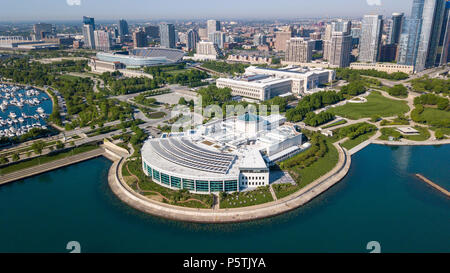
358 14 384 63
145 25 160 39
397 0 424 66
33 23 54 40
133 29 147 48
186 29 199 51
323 20 353 67
398 0 447 71
274 30 292 52
82 16 96 49
438 0 450 65
207 20 221 36
159 23 176 48
285 38 314 63
253 33 267 46
416 0 446 71
387 13 404 44
118 19 129 37
208 31 226 49
83 16 95 28
198 28 208 40
94 30 111 51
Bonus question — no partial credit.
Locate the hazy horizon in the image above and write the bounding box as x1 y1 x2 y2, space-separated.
0 0 413 22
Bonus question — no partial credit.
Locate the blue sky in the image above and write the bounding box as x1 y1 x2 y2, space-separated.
0 0 413 21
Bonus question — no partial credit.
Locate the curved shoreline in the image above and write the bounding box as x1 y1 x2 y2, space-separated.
107 137 450 223
107 141 352 223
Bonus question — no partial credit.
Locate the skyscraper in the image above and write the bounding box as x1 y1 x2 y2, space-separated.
398 0 447 71
186 29 199 51
83 16 95 29
159 23 176 48
358 14 384 63
94 30 111 51
33 23 54 40
133 29 147 48
387 13 405 44
208 31 226 49
253 33 267 46
82 16 96 49
438 0 450 65
415 0 446 71
397 0 424 66
145 25 160 39
207 20 221 36
118 19 129 37
285 38 314 63
274 29 292 52
323 20 353 67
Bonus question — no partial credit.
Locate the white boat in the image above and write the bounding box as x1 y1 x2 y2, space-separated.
36 107 45 114
9 112 17 118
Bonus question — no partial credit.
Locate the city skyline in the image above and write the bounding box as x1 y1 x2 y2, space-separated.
0 0 413 22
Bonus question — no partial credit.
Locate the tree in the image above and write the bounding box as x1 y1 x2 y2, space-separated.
0 156 9 164
12 153 20 162
388 84 408 97
178 97 187 105
435 129 445 140
56 141 65 150
371 115 381 122
31 140 45 155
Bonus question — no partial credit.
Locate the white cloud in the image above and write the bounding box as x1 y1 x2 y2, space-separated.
66 0 81 6
366 0 382 6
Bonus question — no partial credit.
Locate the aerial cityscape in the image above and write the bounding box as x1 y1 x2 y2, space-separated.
0 0 449 258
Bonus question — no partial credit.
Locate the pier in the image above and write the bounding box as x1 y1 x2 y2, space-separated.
415 174 450 197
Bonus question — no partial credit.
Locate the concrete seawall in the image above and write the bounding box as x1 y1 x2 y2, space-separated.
107 142 351 223
0 148 105 185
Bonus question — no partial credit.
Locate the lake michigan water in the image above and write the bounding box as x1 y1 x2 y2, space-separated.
0 144 448 253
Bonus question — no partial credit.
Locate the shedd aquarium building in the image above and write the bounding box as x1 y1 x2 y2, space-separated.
141 113 311 194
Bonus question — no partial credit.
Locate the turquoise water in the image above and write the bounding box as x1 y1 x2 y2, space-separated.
0 144 449 253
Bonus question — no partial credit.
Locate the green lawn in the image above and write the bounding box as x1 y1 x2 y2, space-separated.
321 119 347 129
0 145 99 175
220 186 273 208
379 126 431 141
147 112 166 119
403 126 431 141
341 130 377 150
123 159 214 209
273 139 339 199
328 91 409 120
419 108 450 127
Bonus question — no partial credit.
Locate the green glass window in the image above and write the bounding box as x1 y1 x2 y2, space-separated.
152 169 160 182
171 176 181 189
225 180 238 192
182 179 195 190
196 180 209 192
210 181 224 192
161 173 170 185
146 165 152 178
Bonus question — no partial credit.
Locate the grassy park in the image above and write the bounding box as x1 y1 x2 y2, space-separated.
122 159 214 209
341 130 377 150
220 186 273 208
328 91 409 120
273 138 339 199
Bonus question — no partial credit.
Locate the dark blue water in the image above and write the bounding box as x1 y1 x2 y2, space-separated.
0 144 449 253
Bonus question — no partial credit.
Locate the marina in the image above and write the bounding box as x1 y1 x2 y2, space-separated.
0 84 52 138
